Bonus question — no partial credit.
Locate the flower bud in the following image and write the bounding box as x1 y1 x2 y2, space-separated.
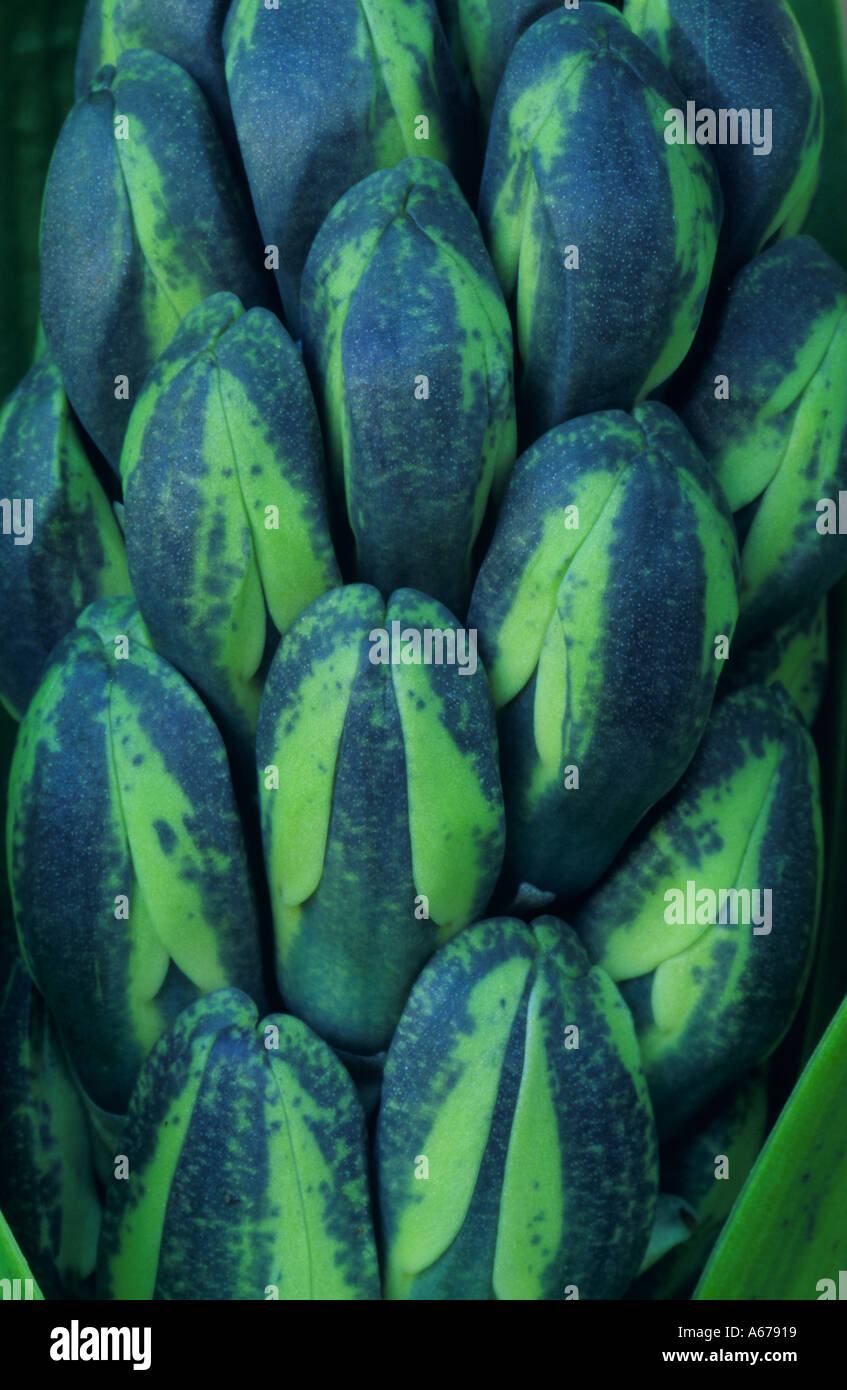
97 990 380 1299
678 236 847 644
7 598 264 1115
40 48 270 469
625 0 823 281
479 2 721 438
121 292 340 750
576 687 823 1138
469 402 740 899
301 156 515 615
377 915 658 1299
257 583 505 1054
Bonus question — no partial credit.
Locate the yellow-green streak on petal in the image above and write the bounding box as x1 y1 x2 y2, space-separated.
109 663 242 995
259 590 378 911
386 953 533 1298
492 969 563 1300
360 0 456 164
388 598 504 933
636 77 722 399
602 750 783 984
530 482 621 785
484 47 590 301
482 459 624 710
219 363 336 637
103 1032 214 1299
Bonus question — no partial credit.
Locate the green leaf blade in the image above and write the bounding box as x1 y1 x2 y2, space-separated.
696 993 847 1300
0 1208 44 1299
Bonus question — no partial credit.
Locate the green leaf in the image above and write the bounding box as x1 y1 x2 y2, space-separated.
0 1208 44 1297
803 580 847 1057
695 992 847 1300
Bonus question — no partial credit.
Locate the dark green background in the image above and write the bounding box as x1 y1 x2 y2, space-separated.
0 1 85 397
